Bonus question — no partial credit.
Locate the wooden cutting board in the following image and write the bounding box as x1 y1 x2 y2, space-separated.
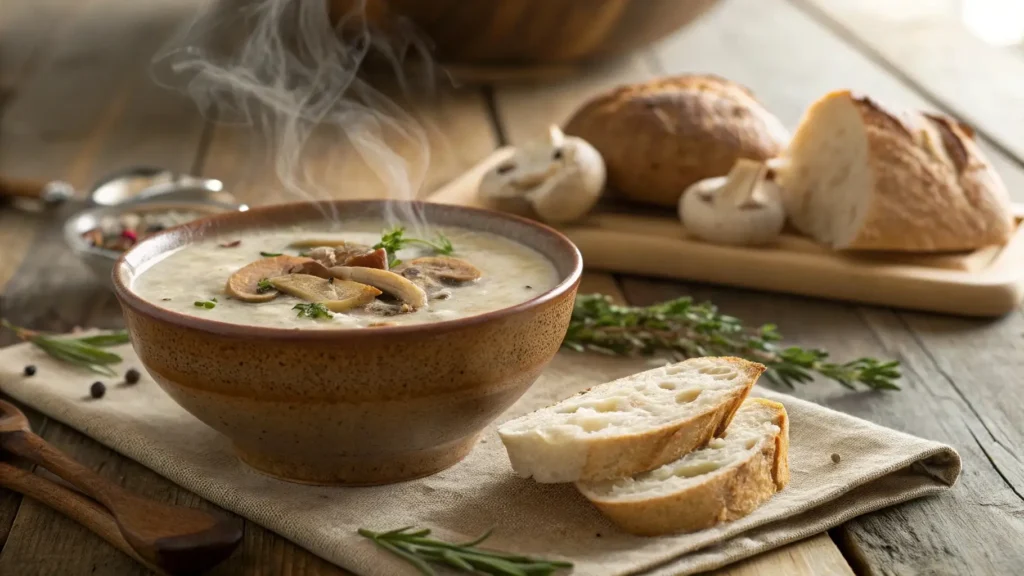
427 147 1024 318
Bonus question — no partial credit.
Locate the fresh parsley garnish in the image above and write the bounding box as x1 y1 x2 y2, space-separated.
193 300 217 309
260 251 283 257
293 303 332 319
373 227 454 268
256 278 274 294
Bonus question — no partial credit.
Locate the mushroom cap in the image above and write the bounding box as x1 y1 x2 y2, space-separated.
478 127 606 224
679 171 786 246
225 255 330 303
395 256 482 284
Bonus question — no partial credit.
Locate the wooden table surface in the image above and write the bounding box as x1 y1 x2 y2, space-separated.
3 1 1024 574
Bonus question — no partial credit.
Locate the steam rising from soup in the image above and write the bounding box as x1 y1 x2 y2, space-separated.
153 0 441 235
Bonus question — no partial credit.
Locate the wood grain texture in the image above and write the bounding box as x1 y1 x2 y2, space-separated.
0 414 242 575
199 79 495 208
327 0 721 66
619 277 1024 575
649 0 1024 200
645 2 1024 570
0 0 222 574
0 462 167 575
428 148 1024 317
708 533 854 576
487 40 853 576
791 0 1024 166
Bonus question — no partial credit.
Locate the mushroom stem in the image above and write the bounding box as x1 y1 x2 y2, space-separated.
548 124 565 148
329 266 428 310
720 158 769 208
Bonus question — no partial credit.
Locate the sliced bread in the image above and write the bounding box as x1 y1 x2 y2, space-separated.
776 89 1013 252
496 357 764 483
577 398 789 536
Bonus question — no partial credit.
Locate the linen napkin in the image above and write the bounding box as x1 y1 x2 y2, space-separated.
0 337 960 576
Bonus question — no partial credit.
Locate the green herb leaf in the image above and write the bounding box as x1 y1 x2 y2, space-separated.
260 251 283 257
374 227 456 267
561 294 901 391
256 278 275 294
193 300 216 309
293 303 333 319
75 333 131 347
1 320 127 376
359 526 571 576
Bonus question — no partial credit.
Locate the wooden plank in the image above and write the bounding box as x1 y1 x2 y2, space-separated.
646 1 1024 571
489 42 852 576
619 276 1024 575
0 0 94 102
708 533 854 576
0 0 213 572
791 0 1024 167
199 79 495 207
0 0 98 292
650 0 1024 201
426 146 1024 318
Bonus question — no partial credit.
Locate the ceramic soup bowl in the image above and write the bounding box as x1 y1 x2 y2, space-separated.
112 201 582 485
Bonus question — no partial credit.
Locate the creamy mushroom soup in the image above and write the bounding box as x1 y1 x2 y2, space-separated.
131 219 560 329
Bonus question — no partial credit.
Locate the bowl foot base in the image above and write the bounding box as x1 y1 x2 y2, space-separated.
232 434 481 486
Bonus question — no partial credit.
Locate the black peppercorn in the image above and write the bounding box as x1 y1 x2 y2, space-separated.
124 368 141 385
90 381 106 399
23 365 36 377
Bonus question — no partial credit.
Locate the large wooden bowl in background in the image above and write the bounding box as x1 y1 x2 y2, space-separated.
329 0 722 68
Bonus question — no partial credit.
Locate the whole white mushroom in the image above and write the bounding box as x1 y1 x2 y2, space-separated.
678 158 786 246
478 125 605 224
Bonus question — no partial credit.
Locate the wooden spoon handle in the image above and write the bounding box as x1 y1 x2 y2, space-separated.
1 429 126 512
0 176 73 202
0 463 168 575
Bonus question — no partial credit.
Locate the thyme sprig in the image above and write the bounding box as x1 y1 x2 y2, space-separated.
1 320 129 377
358 526 572 576
563 294 901 391
374 227 454 267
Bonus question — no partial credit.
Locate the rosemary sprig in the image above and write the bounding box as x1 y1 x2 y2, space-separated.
1 320 129 377
260 251 283 257
293 303 332 319
358 526 572 576
562 294 901 391
374 227 454 267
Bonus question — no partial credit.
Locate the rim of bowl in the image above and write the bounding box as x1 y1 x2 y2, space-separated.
111 200 583 340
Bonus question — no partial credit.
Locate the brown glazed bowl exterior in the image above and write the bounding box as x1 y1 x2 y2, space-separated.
112 201 582 485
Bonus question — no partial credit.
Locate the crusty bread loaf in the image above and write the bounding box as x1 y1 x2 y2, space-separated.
564 75 790 208
497 357 764 483
577 398 789 536
777 90 1014 252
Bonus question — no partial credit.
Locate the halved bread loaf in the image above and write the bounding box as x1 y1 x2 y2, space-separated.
577 398 789 536
497 357 764 483
776 90 1014 252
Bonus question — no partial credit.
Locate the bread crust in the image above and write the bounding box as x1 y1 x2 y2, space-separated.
498 357 764 483
578 398 789 537
784 90 1014 252
564 75 789 208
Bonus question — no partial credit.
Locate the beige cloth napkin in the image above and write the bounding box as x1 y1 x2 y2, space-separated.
0 337 960 576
